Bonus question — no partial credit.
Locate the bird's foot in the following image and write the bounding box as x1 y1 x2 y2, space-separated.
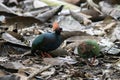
44 52 52 58
41 52 52 58
89 57 96 66
84 60 92 69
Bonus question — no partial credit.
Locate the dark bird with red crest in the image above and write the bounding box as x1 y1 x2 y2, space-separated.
31 22 62 57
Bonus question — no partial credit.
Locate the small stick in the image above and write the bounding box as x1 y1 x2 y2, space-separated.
27 65 51 80
21 50 31 58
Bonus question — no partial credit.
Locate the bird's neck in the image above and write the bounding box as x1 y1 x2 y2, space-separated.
54 28 62 35
54 29 61 35
55 31 61 35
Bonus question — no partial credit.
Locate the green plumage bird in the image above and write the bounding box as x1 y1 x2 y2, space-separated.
77 40 100 64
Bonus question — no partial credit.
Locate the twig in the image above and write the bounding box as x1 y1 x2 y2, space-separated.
87 0 103 14
106 45 114 53
20 50 31 58
27 65 51 80
87 0 99 9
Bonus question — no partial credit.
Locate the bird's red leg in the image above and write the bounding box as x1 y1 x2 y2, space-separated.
40 52 52 58
90 56 96 65
41 52 45 58
44 52 52 58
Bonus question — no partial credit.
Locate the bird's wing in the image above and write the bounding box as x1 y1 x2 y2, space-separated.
31 34 44 53
41 33 56 46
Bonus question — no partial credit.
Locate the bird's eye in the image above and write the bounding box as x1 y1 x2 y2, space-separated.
59 28 62 31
